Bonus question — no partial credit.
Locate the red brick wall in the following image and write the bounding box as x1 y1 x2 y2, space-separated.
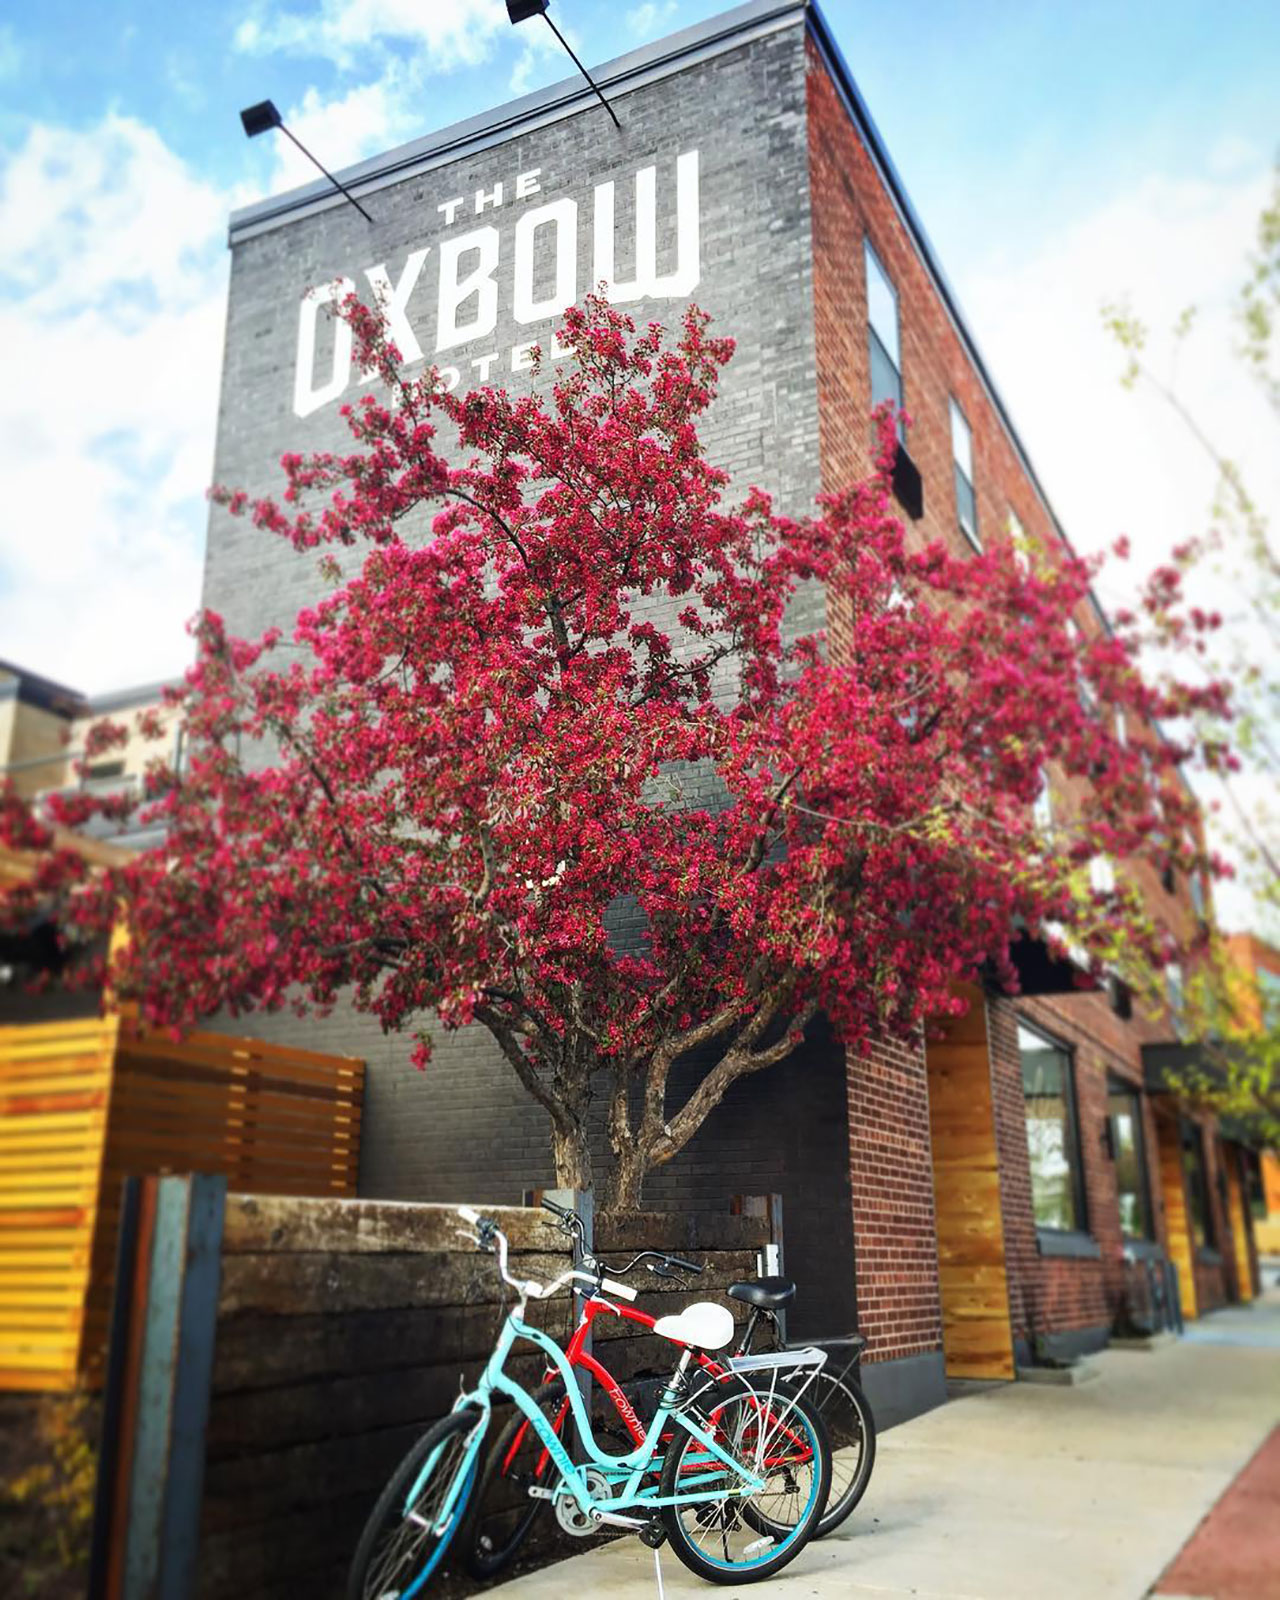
845 1033 942 1363
804 35 1218 1352
803 33 1203 943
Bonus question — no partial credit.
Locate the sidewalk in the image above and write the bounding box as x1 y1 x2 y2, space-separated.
489 1279 1280 1599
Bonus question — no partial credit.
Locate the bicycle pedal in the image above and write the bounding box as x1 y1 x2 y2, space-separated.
639 1519 667 1549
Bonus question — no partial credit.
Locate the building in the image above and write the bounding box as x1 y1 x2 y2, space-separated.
1223 933 1280 1256
0 661 181 836
179 0 1263 1424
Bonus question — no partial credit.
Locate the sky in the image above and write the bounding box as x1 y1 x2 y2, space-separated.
0 0 1276 919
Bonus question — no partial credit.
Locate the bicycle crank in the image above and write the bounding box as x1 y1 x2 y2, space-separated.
555 1468 613 1536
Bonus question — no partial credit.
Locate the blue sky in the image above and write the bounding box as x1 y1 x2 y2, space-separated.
0 0 1276 698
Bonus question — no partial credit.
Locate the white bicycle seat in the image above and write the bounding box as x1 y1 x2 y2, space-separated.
652 1300 736 1351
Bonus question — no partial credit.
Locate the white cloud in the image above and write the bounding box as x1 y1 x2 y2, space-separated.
959 163 1279 928
627 2 679 39
0 24 20 81
0 115 232 694
267 78 412 191
234 0 509 73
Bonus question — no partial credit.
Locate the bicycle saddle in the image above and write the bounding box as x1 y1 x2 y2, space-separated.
652 1300 737 1350
726 1276 796 1311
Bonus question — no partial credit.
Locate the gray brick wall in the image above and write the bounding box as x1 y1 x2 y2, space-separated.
202 21 851 1295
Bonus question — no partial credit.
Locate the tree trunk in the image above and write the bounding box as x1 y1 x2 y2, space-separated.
607 1148 647 1211
551 1120 594 1193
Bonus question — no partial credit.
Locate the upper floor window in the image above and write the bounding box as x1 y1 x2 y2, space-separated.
950 398 979 548
865 240 902 431
1020 1022 1087 1233
1032 770 1054 835
1107 1076 1152 1239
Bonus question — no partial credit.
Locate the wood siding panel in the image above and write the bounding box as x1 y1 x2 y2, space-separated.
0 1018 116 1390
926 985 1015 1380
0 1021 364 1390
1154 1112 1198 1320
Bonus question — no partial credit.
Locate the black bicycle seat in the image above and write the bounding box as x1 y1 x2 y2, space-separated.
726 1276 796 1310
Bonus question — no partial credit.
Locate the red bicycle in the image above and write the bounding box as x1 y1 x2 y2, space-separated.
461 1199 874 1579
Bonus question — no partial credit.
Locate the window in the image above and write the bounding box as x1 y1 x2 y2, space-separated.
1020 1022 1087 1233
1089 854 1116 895
865 239 902 430
1008 509 1030 573
1107 1077 1152 1239
1244 1151 1265 1222
950 398 978 547
1180 1119 1214 1249
85 760 126 781
1165 961 1185 1020
1032 770 1054 834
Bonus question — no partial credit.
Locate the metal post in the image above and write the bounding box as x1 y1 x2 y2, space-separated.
546 1186 593 1443
96 1173 227 1600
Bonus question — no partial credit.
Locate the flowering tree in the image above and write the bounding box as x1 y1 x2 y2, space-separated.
0 296 1229 1204
1103 165 1279 1141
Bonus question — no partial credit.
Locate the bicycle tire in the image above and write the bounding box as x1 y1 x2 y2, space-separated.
797 1370 876 1536
346 1407 481 1600
462 1380 642 1578
461 1382 569 1579
659 1375 829 1584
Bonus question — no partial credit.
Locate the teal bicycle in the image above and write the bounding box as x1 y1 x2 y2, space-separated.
347 1207 831 1597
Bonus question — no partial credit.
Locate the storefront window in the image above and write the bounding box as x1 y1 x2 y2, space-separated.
1181 1120 1214 1250
1020 1023 1086 1233
1107 1077 1152 1239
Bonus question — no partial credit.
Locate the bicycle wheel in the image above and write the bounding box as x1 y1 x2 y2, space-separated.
461 1382 570 1579
347 1407 482 1600
659 1376 829 1584
799 1370 876 1537
463 1379 639 1578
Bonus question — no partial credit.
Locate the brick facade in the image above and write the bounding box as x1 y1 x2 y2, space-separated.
845 1034 942 1365
192 4 1248 1424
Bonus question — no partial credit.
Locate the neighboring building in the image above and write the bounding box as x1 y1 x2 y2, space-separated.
0 663 182 1020
1224 933 1280 1256
175 0 1258 1424
0 661 182 848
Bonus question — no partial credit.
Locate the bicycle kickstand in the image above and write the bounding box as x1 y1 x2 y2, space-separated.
651 1543 666 1600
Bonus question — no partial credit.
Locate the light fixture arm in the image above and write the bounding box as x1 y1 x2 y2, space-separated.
541 11 622 130
276 123 376 224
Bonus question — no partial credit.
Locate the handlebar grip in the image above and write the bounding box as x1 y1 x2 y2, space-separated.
457 1205 481 1224
600 1276 638 1302
540 1196 571 1219
667 1255 703 1275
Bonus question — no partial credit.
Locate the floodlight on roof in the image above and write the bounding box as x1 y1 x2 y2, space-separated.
238 98 375 223
506 0 621 130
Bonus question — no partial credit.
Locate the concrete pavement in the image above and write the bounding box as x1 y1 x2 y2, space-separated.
489 1279 1280 1599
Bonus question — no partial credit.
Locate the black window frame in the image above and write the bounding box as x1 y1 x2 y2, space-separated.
949 396 979 550
1180 1118 1215 1252
1019 1019 1089 1239
1105 1074 1154 1241
864 236 904 435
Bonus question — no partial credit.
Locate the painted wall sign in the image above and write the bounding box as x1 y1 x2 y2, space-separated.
294 149 701 419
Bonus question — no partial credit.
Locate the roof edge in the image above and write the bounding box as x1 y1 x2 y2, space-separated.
228 0 804 242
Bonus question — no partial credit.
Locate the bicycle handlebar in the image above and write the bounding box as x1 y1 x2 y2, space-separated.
456 1207 637 1304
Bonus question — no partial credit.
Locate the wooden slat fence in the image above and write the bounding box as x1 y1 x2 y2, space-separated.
0 1018 117 1390
0 1021 363 1392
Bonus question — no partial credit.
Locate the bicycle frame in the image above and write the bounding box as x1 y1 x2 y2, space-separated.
511 1293 823 1471
409 1305 779 1541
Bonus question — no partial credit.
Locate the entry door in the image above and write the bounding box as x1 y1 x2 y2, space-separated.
926 984 1015 1380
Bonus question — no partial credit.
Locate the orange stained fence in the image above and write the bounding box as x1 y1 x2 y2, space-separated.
0 1017 363 1391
